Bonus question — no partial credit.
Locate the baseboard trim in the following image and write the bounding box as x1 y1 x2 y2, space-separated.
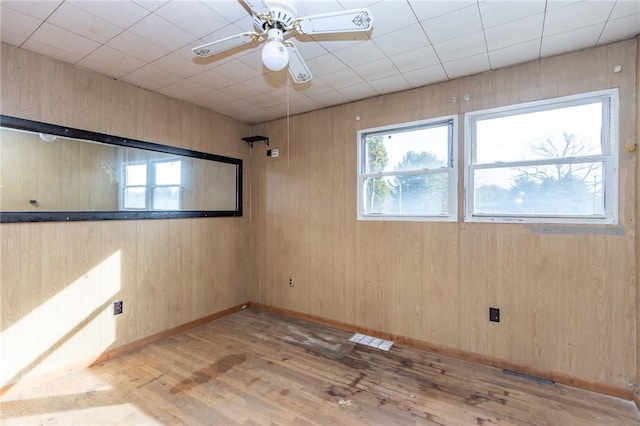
251 302 634 402
0 302 250 396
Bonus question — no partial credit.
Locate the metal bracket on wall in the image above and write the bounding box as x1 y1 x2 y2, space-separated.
241 135 269 148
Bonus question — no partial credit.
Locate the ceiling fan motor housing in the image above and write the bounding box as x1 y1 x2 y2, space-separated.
253 0 299 32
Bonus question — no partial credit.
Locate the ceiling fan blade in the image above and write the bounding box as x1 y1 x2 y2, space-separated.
242 0 271 17
285 42 312 83
295 8 373 35
192 32 260 57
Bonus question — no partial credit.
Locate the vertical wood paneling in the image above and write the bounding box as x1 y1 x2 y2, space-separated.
636 34 640 397
0 42 252 387
252 39 637 389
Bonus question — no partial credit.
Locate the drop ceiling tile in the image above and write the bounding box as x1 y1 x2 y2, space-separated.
352 57 399 81
331 42 386 68
0 6 42 46
484 14 544 51
478 0 545 29
338 82 378 101
22 22 100 64
373 23 430 56
244 92 286 109
311 90 350 107
128 13 198 52
153 1 229 38
133 1 169 12
152 52 208 78
409 0 475 22
233 109 275 125
106 30 170 63
544 1 615 36
201 0 250 22
1 0 62 20
189 89 237 109
46 2 123 44
223 98 259 115
289 96 323 114
77 45 146 79
66 0 150 29
489 39 540 70
402 63 448 88
432 31 487 63
289 35 330 61
610 1 640 19
540 23 603 57
313 32 371 52
299 0 349 16
421 4 482 43
545 1 583 11
0 29 27 48
219 81 266 99
296 77 334 95
304 53 347 75
120 63 182 91
322 67 366 90
389 45 441 74
368 74 412 95
338 0 378 9
156 78 205 100
188 68 236 89
366 1 420 38
443 52 490 79
213 58 263 81
598 14 640 45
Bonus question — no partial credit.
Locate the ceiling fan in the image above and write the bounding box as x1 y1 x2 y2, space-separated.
191 0 373 83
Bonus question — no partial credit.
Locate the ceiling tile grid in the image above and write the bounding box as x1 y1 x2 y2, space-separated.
0 0 639 124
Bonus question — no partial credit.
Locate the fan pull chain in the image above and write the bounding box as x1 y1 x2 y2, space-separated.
287 74 290 169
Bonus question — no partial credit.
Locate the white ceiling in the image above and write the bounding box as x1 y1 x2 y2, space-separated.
1 0 639 125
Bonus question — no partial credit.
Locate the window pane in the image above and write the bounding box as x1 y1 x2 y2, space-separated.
155 160 181 185
475 103 603 164
126 164 146 185
473 162 604 215
124 187 146 209
364 125 449 173
153 187 180 210
364 172 449 216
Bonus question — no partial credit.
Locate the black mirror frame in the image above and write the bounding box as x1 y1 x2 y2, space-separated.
0 115 242 223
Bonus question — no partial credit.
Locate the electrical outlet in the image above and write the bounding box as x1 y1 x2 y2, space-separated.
489 307 500 322
288 277 294 287
114 300 123 315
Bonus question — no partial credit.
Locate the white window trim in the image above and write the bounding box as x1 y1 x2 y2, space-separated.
463 89 619 224
357 115 458 222
119 157 183 211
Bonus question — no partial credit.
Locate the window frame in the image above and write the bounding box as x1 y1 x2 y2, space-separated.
120 157 183 211
464 89 619 224
357 115 458 222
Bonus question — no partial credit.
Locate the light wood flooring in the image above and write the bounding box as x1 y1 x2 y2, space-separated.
1 309 639 425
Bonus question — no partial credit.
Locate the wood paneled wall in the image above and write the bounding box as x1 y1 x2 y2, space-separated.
0 43 252 386
636 34 640 401
250 39 638 390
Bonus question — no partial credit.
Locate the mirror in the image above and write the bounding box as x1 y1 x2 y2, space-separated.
0 115 242 222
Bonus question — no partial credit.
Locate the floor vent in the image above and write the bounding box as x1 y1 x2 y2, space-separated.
349 333 394 351
503 369 555 385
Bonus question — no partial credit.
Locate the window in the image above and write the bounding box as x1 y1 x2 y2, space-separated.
121 158 182 210
464 89 618 224
357 116 457 221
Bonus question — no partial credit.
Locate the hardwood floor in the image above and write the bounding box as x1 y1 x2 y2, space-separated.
1 309 639 425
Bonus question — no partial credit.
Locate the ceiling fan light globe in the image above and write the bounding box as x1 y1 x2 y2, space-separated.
262 41 289 71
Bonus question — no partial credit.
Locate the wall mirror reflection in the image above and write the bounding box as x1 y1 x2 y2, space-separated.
0 116 242 222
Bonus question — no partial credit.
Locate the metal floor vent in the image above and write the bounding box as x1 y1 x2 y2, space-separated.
349 333 394 351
